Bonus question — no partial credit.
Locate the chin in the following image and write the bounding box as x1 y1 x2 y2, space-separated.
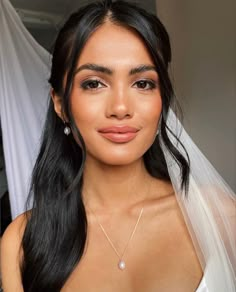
85 138 154 166
88 151 144 166
103 157 140 166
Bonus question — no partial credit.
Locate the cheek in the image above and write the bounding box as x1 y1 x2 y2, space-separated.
140 97 162 129
136 97 162 153
69 95 96 146
70 92 103 126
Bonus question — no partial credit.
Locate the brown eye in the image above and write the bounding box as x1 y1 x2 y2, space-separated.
81 80 105 90
134 80 156 90
137 81 148 89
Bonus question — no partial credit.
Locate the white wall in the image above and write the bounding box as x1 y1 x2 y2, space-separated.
156 0 236 191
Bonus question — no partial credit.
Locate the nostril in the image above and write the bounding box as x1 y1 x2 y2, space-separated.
110 114 132 120
106 97 133 119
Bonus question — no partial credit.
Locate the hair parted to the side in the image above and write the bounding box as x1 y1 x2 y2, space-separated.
21 1 190 290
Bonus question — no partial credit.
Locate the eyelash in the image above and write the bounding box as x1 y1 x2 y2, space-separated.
80 79 158 91
133 80 157 90
80 79 105 90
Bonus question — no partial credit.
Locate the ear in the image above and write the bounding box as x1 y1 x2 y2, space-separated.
51 88 63 120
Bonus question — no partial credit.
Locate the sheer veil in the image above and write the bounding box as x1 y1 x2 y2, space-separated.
161 109 236 291
1 0 235 291
0 0 50 218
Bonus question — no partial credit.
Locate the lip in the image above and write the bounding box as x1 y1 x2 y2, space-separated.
98 126 139 143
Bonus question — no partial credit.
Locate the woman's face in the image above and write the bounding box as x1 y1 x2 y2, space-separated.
70 22 162 165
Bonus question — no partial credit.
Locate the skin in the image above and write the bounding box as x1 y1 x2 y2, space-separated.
56 22 203 291
0 22 203 291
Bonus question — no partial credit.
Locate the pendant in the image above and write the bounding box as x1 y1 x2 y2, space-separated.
118 260 126 270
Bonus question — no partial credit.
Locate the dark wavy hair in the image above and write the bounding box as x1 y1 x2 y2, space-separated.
21 1 190 290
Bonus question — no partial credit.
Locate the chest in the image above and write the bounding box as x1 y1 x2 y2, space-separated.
61 206 203 291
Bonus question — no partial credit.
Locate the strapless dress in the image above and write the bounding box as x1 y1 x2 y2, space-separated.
196 276 208 292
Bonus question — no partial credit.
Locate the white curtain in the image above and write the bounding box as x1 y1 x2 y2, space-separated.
0 0 50 219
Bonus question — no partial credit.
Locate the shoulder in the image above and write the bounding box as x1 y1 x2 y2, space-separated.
2 211 27 239
0 212 28 291
1 212 28 256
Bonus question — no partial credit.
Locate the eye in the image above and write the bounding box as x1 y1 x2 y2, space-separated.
133 80 157 90
80 79 106 90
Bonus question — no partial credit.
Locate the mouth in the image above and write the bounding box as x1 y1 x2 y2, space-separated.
97 126 139 143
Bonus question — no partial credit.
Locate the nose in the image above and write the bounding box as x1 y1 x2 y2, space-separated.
106 86 133 120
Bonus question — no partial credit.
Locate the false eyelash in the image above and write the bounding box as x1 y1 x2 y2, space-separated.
80 79 105 90
133 79 158 90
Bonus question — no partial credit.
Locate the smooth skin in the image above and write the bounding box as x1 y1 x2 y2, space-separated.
1 22 203 291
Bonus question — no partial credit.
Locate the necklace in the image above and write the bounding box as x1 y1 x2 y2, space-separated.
89 206 144 271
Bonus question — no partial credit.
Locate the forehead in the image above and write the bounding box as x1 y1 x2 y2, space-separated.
77 22 154 67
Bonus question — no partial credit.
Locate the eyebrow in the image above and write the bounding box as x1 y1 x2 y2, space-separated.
74 63 157 76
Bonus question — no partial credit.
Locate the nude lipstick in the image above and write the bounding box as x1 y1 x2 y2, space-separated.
98 126 139 143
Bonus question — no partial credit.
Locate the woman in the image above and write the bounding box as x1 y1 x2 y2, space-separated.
1 1 235 291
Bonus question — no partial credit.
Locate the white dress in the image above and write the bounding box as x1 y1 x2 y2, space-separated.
196 277 208 292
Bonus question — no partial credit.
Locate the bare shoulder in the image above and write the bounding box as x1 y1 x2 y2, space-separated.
2 212 27 239
0 212 28 291
1 212 28 254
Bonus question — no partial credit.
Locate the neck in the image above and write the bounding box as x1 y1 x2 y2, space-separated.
82 157 151 212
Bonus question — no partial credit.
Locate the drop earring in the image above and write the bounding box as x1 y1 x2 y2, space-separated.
63 121 71 135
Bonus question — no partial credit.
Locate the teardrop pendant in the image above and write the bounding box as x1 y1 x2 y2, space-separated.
118 260 126 270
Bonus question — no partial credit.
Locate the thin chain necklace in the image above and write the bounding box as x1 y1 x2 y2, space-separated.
89 206 144 271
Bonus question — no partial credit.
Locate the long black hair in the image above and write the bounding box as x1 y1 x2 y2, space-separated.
21 1 190 290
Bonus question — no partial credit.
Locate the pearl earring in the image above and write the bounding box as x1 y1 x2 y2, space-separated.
63 121 71 135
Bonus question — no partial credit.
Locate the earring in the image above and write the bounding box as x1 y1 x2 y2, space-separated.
63 121 71 135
